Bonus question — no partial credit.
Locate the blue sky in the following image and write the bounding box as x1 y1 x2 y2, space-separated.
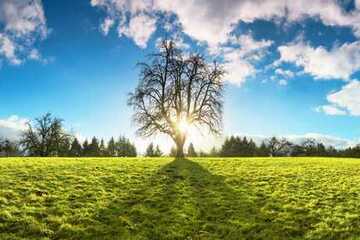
1 0 360 151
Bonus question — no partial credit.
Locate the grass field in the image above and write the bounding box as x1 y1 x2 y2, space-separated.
1 157 360 239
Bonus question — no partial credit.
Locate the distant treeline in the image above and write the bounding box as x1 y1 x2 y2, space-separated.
0 113 137 157
1 113 360 158
204 136 360 158
68 136 137 157
0 136 137 157
2 134 360 158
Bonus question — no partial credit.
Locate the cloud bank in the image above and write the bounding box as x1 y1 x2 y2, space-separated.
90 0 360 86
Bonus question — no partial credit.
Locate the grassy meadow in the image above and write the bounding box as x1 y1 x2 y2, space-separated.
1 157 360 239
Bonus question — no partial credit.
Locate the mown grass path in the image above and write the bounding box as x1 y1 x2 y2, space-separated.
1 157 360 239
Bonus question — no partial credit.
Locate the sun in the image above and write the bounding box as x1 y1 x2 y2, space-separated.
177 118 191 134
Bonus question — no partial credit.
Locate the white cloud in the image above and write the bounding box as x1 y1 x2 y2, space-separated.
230 35 273 59
0 0 47 37
219 34 273 85
100 17 115 35
0 115 28 141
28 48 40 60
91 0 360 47
91 0 156 48
118 13 156 48
0 34 21 65
223 60 255 86
0 0 48 66
154 1 237 46
278 79 288 86
318 80 360 116
277 40 360 80
315 105 347 116
155 0 360 45
275 68 295 78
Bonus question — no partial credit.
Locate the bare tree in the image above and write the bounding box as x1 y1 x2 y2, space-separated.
128 40 225 158
20 113 71 156
266 137 292 157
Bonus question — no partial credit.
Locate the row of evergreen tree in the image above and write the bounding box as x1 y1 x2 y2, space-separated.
67 136 137 157
210 136 360 158
144 143 198 157
3 135 360 158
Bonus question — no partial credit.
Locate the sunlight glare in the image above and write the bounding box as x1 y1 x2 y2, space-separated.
178 118 191 134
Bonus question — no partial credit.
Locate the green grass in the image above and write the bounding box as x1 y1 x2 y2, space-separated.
1 157 360 239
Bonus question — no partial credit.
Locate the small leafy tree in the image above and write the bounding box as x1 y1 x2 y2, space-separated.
154 145 163 157
257 141 269 156
99 139 106 156
69 138 82 157
187 143 197 157
58 136 72 157
145 142 161 157
107 137 116 156
145 143 155 157
82 139 90 156
89 137 100 156
209 147 219 157
116 136 137 157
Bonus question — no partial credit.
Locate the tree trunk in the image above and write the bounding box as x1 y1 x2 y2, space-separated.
175 137 185 159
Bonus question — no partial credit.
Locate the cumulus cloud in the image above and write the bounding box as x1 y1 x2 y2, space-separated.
223 60 255 86
317 80 360 116
156 0 360 45
118 13 156 48
0 115 28 141
0 0 47 37
91 0 156 48
218 34 273 85
91 0 360 47
277 40 360 80
0 0 48 66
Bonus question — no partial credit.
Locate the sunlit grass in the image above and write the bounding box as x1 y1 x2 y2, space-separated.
1 157 360 239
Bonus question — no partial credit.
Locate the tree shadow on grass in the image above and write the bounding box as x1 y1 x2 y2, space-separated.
85 159 302 240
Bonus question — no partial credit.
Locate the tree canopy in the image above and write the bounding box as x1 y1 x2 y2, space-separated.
20 113 71 157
